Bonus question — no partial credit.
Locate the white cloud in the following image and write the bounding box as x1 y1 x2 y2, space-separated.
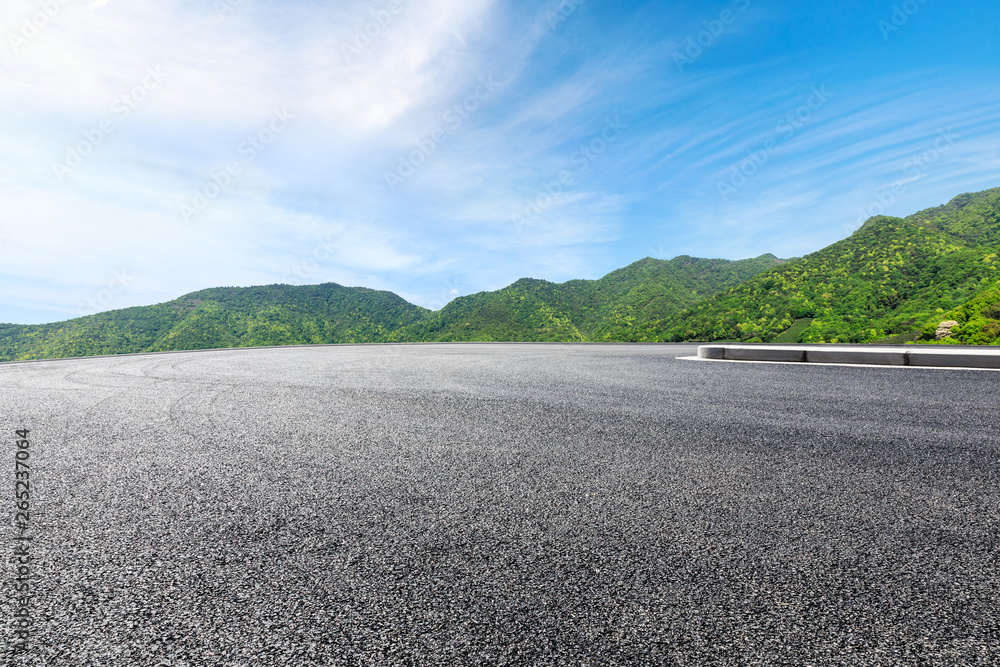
0 0 508 322
1 0 998 326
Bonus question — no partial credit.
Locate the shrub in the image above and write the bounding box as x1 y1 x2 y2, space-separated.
982 319 1000 341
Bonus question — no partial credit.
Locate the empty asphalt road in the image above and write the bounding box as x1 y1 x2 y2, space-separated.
2 344 998 665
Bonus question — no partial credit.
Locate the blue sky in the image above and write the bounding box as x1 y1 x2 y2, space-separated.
1 0 998 324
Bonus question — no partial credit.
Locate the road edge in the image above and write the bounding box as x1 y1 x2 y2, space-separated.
695 344 1000 370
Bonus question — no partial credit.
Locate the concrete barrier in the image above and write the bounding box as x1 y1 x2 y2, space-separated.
697 345 806 362
723 346 806 363
697 346 726 360
696 344 1000 370
907 348 1000 369
805 348 907 366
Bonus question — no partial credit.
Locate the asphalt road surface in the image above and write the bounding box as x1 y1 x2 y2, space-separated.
2 344 998 666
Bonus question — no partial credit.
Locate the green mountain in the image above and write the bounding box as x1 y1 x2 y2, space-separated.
667 187 1000 345
0 255 781 362
2 186 998 361
0 284 429 362
394 254 785 342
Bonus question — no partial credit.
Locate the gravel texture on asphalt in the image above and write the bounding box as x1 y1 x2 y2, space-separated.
1 343 998 666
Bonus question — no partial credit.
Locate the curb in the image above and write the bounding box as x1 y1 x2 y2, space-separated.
697 345 1000 370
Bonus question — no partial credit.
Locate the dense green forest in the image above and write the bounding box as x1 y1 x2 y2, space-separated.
392 254 785 342
663 187 1000 344
2 186 998 362
0 284 429 362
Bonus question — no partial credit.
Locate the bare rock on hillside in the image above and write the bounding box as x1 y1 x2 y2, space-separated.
936 320 960 340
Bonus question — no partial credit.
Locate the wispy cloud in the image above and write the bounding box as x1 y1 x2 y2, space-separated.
1 0 998 322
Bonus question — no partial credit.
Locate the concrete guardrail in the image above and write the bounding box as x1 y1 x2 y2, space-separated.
697 345 1000 369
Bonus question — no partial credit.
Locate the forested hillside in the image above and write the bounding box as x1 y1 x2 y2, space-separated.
667 187 1000 344
0 255 781 360
395 255 784 342
2 186 998 361
0 284 429 362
